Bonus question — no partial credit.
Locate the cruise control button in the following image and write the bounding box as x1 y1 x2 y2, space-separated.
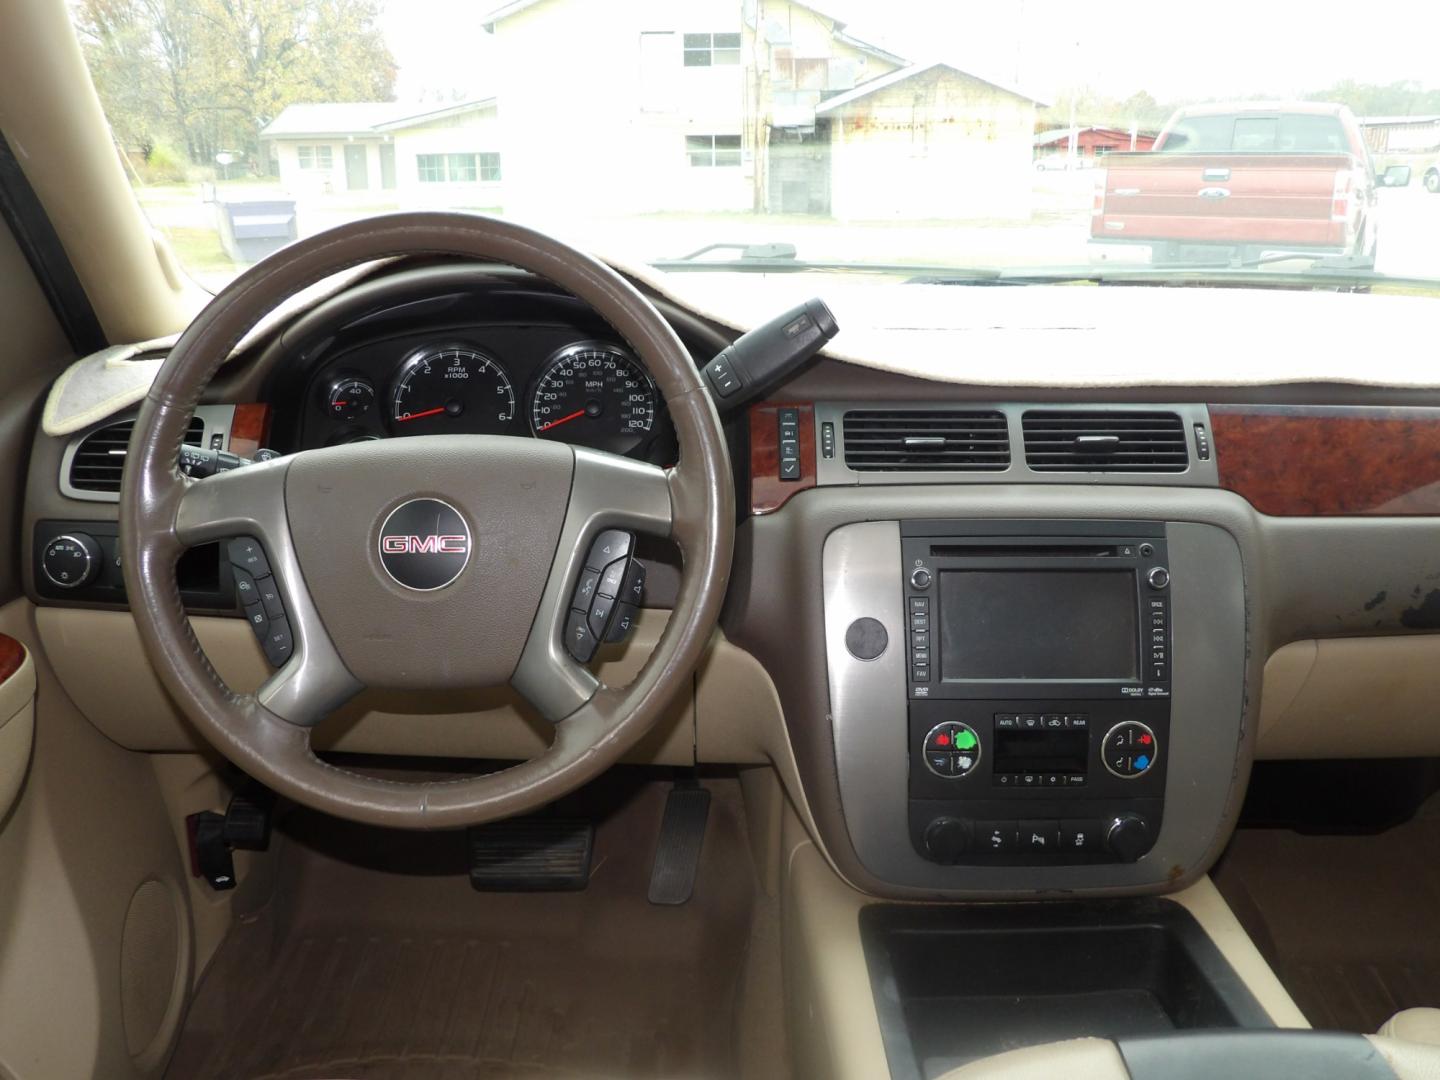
228 537 270 577
255 576 285 620
262 618 294 666
242 602 268 634
232 566 259 604
565 608 598 663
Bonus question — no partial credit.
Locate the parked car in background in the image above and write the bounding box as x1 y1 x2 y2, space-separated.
1091 102 1411 266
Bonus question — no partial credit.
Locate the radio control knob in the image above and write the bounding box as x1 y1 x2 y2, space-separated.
910 566 933 590
1147 566 1170 590
923 817 972 863
41 532 101 589
1104 813 1152 863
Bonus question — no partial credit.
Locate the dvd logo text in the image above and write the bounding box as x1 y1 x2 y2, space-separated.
381 534 468 555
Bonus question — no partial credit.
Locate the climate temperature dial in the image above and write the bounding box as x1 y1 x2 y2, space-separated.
1103 721 1158 778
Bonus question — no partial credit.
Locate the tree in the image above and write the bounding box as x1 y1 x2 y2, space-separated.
73 0 396 172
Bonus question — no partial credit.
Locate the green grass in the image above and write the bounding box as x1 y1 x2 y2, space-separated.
162 227 239 273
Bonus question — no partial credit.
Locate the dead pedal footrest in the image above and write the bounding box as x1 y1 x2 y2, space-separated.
467 817 594 892
648 784 711 906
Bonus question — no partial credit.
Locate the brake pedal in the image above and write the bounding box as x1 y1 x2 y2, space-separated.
467 817 593 892
648 782 711 906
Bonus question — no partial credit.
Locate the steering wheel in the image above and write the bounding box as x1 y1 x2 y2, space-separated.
120 213 734 828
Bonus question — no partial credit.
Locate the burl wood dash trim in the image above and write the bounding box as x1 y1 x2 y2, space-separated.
228 403 271 459
1211 405 1440 516
0 635 25 687
750 403 816 515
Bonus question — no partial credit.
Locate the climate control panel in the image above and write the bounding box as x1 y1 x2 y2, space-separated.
907 698 1168 865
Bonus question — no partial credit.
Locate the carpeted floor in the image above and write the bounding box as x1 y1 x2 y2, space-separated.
166 773 766 1080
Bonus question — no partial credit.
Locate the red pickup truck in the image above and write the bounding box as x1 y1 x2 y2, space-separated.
1091 102 1409 267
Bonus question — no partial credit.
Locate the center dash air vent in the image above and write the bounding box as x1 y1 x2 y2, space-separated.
1022 411 1188 473
67 416 205 494
843 410 1009 472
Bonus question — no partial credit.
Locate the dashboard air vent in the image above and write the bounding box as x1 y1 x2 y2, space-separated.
1022 411 1188 473
842 409 1009 472
68 416 205 494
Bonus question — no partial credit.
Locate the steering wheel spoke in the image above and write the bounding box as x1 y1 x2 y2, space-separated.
511 450 673 722
174 459 362 727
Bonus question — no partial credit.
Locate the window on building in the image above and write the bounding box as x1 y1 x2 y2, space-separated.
296 145 333 170
417 152 502 182
683 32 740 67
686 134 742 167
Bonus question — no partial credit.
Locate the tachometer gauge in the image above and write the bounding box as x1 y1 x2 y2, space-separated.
390 345 515 435
530 342 657 454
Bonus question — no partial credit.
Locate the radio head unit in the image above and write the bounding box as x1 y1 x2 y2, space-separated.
900 521 1172 867
902 520 1170 702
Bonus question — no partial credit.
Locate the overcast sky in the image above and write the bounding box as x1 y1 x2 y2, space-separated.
379 1 1440 106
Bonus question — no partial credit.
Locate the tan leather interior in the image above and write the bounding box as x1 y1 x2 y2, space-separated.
935 1038 1131 1080
1381 1010 1440 1047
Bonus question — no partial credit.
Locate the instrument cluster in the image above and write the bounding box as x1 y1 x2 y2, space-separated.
295 326 666 459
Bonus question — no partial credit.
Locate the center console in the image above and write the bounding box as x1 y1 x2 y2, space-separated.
900 521 1170 865
821 515 1246 895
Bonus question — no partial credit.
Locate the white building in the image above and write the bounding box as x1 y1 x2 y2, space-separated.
261 100 502 206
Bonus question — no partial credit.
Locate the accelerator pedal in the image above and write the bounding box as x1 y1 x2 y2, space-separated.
467 817 593 892
647 781 711 906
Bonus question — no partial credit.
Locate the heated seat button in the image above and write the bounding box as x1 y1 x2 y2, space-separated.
1061 820 1101 852
564 608 598 663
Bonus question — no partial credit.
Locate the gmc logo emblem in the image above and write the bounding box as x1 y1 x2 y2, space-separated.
381 534 468 555
377 498 471 591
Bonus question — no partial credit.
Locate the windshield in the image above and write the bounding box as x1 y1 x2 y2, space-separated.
69 0 1440 291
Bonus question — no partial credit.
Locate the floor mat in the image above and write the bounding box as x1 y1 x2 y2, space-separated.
167 775 759 1080
1212 795 1440 1034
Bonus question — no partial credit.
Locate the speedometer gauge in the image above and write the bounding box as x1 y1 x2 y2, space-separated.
530 342 657 454
390 344 515 435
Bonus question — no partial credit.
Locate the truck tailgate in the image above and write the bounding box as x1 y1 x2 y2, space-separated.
1093 153 1356 248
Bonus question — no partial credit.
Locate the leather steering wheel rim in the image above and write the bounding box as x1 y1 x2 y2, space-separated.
120 212 734 828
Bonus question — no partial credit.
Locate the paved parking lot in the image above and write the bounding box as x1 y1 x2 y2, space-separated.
139 170 1440 290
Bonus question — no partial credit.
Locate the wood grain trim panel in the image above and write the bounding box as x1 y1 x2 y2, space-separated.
750 403 816 515
0 635 25 687
228 403 270 459
1211 404 1440 516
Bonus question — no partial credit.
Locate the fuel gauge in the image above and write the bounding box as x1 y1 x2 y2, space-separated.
326 378 375 423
